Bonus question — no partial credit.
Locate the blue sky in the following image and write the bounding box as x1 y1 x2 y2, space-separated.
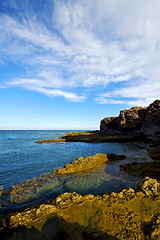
0 0 160 130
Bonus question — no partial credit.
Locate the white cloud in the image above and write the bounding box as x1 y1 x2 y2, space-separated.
9 78 86 102
96 79 160 107
0 85 6 88
0 0 160 104
3 0 18 9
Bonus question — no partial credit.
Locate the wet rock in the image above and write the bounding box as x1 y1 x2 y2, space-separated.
137 177 160 197
107 153 126 161
36 138 66 143
65 168 113 194
35 204 57 217
1 177 160 240
56 192 84 209
10 173 62 203
58 153 109 175
58 153 126 175
150 214 160 239
120 162 160 180
148 146 160 160
36 130 143 144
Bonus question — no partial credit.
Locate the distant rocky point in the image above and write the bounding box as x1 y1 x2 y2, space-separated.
36 100 160 144
100 100 160 139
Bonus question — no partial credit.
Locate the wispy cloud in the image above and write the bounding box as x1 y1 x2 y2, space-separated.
0 0 160 104
9 78 86 102
0 85 6 88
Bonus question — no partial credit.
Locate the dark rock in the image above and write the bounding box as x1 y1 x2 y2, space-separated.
120 162 160 180
100 100 160 139
107 153 126 161
148 146 160 160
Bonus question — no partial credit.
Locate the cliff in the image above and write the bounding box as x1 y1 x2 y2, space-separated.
100 100 160 138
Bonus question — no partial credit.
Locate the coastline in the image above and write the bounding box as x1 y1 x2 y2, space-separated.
1 177 160 239
1 100 160 239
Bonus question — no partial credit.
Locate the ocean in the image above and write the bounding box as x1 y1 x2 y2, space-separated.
0 130 151 214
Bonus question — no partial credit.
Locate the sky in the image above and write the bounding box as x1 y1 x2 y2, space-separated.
0 0 160 130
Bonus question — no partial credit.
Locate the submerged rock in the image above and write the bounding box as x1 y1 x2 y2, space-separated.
10 172 63 203
1 177 160 240
65 167 114 194
4 153 126 205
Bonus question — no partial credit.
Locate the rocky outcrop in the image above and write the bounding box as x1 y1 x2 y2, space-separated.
58 153 108 175
1 153 125 205
120 162 160 180
1 177 160 240
36 138 66 143
58 153 126 175
100 100 160 139
36 131 145 144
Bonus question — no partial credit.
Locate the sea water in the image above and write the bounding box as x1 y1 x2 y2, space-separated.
0 130 151 213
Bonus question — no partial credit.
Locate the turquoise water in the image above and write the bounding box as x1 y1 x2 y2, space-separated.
0 130 151 213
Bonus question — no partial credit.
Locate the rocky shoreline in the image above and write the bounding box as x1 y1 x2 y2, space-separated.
36 130 149 144
36 100 160 144
1 100 160 239
1 177 160 240
0 153 126 208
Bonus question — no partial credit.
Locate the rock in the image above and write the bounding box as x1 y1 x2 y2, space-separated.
55 192 83 209
36 204 57 217
10 172 62 203
58 153 109 175
100 100 160 139
141 100 160 138
36 138 66 143
150 214 160 239
65 168 113 194
36 130 142 144
120 162 160 180
1 177 160 240
107 153 126 161
6 153 125 206
148 146 160 160
136 177 160 197
58 153 126 175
